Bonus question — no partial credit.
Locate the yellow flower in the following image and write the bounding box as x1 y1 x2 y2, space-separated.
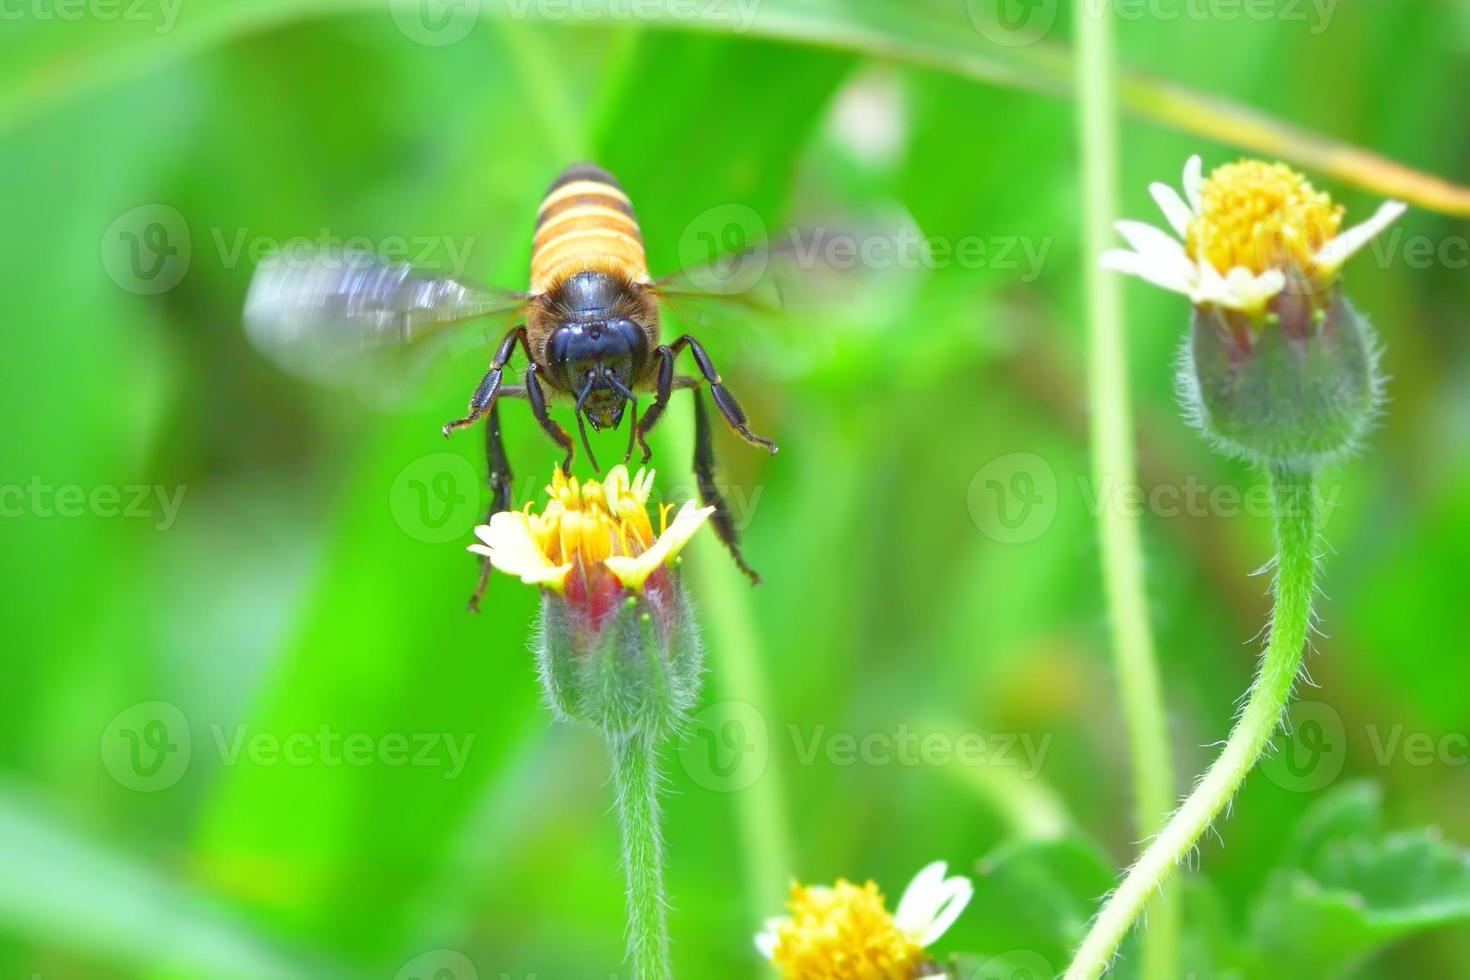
755 862 973 980
469 465 712 603
1102 155 1405 318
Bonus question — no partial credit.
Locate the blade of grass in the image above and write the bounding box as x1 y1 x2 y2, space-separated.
1074 3 1177 980
3 0 1469 214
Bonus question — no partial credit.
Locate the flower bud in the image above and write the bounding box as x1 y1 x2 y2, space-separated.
539 577 703 740
1182 289 1381 469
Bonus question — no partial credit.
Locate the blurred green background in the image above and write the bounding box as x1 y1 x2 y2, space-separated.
2 1 1468 977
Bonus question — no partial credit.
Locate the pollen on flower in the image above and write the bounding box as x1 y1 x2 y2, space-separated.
1186 159 1344 278
770 880 927 980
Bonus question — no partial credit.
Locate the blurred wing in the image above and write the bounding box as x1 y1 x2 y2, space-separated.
244 250 528 388
649 237 795 328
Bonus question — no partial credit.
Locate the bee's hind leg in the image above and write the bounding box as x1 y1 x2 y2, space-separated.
469 401 516 613
692 386 761 585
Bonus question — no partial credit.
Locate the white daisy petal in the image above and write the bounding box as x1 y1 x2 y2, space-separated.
1149 181 1194 237
917 876 973 946
893 861 950 934
1100 247 1195 297
1316 199 1407 271
1182 154 1205 213
754 917 786 961
1113 220 1196 280
893 861 974 947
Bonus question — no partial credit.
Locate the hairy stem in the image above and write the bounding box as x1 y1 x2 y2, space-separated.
608 731 672 980
1065 465 1319 980
1074 3 1178 978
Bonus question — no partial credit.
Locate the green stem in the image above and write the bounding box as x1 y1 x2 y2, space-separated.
1074 4 1178 978
608 731 672 980
1065 465 1319 980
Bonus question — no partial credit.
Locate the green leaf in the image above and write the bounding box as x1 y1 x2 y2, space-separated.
1246 782 1470 978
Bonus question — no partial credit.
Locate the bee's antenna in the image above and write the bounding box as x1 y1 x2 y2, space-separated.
575 376 601 473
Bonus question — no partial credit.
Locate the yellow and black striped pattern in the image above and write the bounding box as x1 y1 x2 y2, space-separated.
530 164 650 294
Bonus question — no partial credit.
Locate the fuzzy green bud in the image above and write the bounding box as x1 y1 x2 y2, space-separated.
537 578 703 741
1181 289 1382 470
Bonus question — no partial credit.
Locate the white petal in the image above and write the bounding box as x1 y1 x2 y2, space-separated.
1316 200 1407 271
1182 154 1205 213
893 861 950 934
467 512 570 589
1149 181 1194 237
1190 254 1232 305
604 502 714 591
754 917 787 961
1100 248 1195 297
1113 220 1195 282
893 861 973 947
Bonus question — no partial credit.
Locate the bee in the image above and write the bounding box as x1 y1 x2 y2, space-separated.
245 163 777 609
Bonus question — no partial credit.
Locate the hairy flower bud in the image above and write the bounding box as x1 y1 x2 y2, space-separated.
1181 290 1381 469
539 577 703 739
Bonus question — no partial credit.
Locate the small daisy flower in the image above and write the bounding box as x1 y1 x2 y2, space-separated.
471 465 710 738
471 464 712 615
1102 154 1406 319
755 861 974 979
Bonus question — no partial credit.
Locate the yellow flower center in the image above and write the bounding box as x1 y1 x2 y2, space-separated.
1186 160 1344 277
771 880 926 980
524 466 673 575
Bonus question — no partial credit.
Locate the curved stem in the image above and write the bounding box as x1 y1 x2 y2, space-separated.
608 731 672 980
1074 3 1178 978
1065 465 1319 980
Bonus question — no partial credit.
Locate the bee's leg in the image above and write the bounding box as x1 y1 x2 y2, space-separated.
443 326 527 436
634 344 676 463
468 401 515 613
692 386 761 585
525 363 575 475
671 335 778 454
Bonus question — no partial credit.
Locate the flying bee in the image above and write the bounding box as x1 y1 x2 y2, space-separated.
245 163 778 609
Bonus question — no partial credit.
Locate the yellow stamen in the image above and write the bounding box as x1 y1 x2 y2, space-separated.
1186 159 1344 277
770 880 926 980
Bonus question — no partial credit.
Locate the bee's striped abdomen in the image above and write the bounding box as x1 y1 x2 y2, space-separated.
530 164 649 294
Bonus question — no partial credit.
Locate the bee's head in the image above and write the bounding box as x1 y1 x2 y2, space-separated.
546 317 648 430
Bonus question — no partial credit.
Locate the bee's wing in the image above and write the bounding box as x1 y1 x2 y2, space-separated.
646 237 799 336
244 250 529 390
